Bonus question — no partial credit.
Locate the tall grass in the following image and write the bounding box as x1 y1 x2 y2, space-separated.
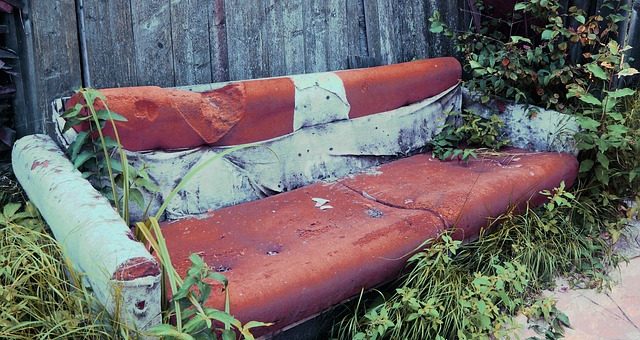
0 202 128 339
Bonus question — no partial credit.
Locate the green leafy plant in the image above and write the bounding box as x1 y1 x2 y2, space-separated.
432 110 510 161
522 297 571 340
431 0 639 200
61 88 158 224
430 0 636 260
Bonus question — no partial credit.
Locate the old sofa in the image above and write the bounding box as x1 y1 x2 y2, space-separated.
12 57 579 337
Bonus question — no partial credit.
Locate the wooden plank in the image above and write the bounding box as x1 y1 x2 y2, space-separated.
303 0 327 72
170 0 212 86
225 0 267 80
303 0 348 73
20 0 81 135
424 0 462 57
326 0 348 71
363 0 399 65
207 0 229 82
263 0 286 76
2 9 29 138
396 0 428 62
83 0 137 88
375 0 399 64
282 0 305 74
363 0 382 63
346 0 368 66
130 0 174 86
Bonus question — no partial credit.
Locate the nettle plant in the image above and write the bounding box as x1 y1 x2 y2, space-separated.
431 0 639 199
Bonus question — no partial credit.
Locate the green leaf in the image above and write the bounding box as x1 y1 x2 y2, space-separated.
61 103 83 119
604 97 619 112
608 40 620 54
607 124 629 136
630 168 639 183
243 320 273 330
575 15 586 24
587 63 608 80
469 60 482 69
3 203 21 219
579 159 594 173
608 111 624 121
618 68 639 77
596 153 610 169
577 93 602 106
541 30 558 40
182 315 208 334
101 136 120 148
135 177 160 192
148 324 195 340
69 131 90 159
511 36 532 44
204 309 242 329
95 109 127 122
576 117 601 131
130 188 146 209
557 312 571 327
189 253 206 268
514 2 527 11
73 151 95 169
606 88 635 98
221 330 236 340
206 272 229 286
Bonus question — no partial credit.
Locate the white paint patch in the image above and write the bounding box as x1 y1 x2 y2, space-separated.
291 72 350 131
11 135 160 332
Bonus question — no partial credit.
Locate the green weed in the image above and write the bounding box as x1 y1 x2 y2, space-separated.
432 110 510 161
0 202 130 339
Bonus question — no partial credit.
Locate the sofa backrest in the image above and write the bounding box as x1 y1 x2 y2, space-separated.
60 58 463 221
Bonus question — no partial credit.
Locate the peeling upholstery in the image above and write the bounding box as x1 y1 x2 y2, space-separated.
66 58 462 151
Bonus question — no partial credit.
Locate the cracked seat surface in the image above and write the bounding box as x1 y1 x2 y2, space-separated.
161 149 578 335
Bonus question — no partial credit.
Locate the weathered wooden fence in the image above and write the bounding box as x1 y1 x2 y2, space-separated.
8 0 640 136
11 0 468 136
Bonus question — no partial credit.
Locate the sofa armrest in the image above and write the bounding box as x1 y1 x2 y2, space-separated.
12 134 161 332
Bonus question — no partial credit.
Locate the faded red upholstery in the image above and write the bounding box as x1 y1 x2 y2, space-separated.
67 58 461 151
161 149 578 335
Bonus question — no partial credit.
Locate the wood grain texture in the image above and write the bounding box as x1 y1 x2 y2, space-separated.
171 0 212 86
303 0 348 72
263 0 286 76
282 0 305 74
207 0 229 82
225 0 267 80
396 0 428 62
363 0 382 63
346 0 368 61
131 0 175 86
83 0 137 88
28 0 82 134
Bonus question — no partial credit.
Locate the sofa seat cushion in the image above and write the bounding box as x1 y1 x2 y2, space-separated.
160 149 577 335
